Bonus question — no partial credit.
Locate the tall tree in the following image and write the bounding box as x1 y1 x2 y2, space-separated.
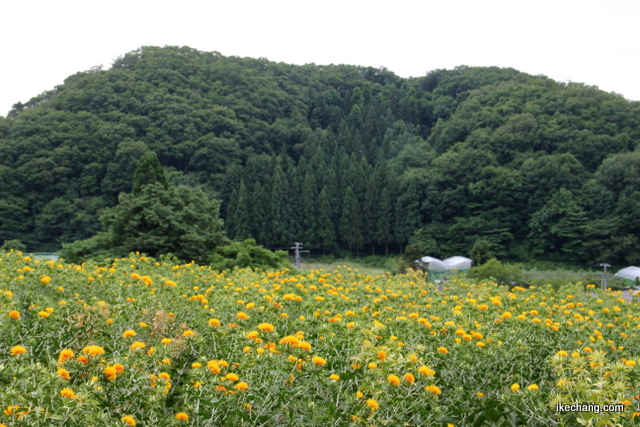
528 189 588 261
60 183 227 264
268 164 292 247
363 174 379 254
340 186 364 256
132 151 169 194
394 178 422 250
300 173 318 244
376 186 394 255
220 164 243 220
232 179 251 241
225 188 238 237
316 187 337 254
250 182 268 244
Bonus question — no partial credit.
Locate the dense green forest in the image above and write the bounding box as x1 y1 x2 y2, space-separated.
1 45 639 265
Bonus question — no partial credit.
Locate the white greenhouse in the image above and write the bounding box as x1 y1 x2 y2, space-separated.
417 255 473 281
614 266 640 285
418 256 450 271
442 256 473 271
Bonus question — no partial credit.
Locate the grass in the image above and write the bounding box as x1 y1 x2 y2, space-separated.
296 259 389 276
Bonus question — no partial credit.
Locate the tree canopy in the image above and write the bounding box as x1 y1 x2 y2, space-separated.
59 154 227 263
2 46 640 265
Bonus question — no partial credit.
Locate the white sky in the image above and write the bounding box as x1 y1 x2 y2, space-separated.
1 0 639 117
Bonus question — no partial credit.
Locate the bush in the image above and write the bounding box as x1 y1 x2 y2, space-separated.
60 183 227 264
359 255 397 271
1 239 26 252
59 233 114 264
467 258 524 285
397 244 424 274
408 229 440 258
209 239 289 271
470 239 494 266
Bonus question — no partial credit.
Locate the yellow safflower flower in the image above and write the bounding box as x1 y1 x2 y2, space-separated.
60 388 76 399
121 415 136 426
58 348 75 364
387 375 401 386
298 341 312 351
82 345 105 357
226 373 240 382
129 342 146 351
312 356 327 366
10 345 27 356
425 384 442 394
207 360 221 373
279 335 300 346
104 366 117 381
57 368 71 380
235 381 249 391
418 366 435 376
258 323 275 332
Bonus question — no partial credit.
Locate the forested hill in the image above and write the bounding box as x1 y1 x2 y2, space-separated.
1 45 639 265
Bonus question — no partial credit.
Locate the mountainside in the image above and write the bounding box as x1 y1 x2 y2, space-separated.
1 45 639 265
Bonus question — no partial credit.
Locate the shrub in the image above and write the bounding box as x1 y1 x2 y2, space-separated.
397 244 424 274
467 258 524 285
1 239 26 252
209 239 289 271
470 239 494 266
60 183 227 264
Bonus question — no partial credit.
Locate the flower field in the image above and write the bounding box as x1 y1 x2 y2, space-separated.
1 251 640 426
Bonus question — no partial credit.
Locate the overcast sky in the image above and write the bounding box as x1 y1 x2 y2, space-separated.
2 0 639 117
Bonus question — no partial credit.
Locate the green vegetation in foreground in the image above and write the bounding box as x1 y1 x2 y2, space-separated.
2 251 639 426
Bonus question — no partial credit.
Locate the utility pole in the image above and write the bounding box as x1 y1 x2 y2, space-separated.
597 263 611 290
290 242 309 270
